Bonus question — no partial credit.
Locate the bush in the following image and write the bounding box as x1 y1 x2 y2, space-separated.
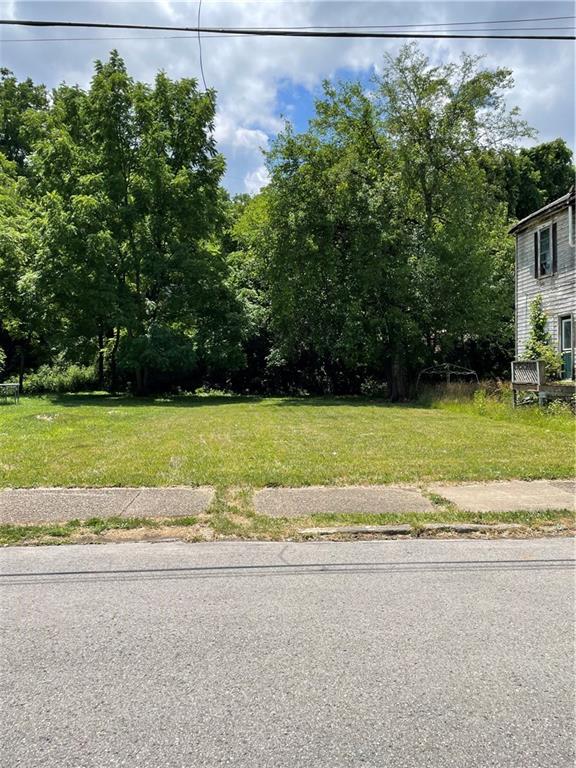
22 364 98 394
117 325 199 393
522 295 562 379
360 377 388 398
472 387 488 414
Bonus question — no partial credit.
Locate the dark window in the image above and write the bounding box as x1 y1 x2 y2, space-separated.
539 227 552 276
560 316 573 380
561 316 572 351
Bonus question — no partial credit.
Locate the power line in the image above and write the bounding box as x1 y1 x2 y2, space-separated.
0 34 253 42
0 19 574 40
197 0 208 90
2 27 576 44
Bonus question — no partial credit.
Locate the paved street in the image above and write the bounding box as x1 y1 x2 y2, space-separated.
1 538 574 768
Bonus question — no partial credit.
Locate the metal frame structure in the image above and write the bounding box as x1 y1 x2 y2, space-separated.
416 363 479 391
0 383 20 404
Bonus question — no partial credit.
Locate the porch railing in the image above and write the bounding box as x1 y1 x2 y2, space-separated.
511 360 545 387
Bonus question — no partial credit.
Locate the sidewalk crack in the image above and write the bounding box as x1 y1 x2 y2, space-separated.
122 489 143 517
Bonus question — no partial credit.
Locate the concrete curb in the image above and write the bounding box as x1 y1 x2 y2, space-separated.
300 524 413 536
299 522 542 536
421 522 525 533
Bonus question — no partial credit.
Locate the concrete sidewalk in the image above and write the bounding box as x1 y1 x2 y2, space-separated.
0 479 573 524
430 479 575 513
0 487 214 524
253 485 433 517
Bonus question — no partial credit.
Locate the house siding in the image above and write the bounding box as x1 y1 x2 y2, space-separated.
515 206 575 359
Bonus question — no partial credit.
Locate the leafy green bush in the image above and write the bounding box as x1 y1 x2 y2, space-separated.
22 364 97 394
473 388 488 414
117 325 198 393
522 295 562 379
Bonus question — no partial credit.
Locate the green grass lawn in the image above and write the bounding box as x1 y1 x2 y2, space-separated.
0 394 573 488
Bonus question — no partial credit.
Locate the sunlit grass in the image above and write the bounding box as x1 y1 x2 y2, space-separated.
0 393 573 488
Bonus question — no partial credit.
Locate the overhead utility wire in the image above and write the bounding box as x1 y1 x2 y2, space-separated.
0 34 254 42
0 20 574 40
197 0 207 90
3 25 576 41
0 19 576 40
3 27 576 43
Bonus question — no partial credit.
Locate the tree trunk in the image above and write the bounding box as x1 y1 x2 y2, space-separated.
17 347 24 393
387 352 409 402
134 365 149 396
97 330 105 390
110 328 120 394
135 366 142 396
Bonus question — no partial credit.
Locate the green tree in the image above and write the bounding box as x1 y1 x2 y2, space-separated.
225 191 276 390
30 82 120 387
28 52 244 393
518 139 575 218
262 45 528 397
0 68 48 169
522 294 562 379
0 155 49 386
484 138 574 220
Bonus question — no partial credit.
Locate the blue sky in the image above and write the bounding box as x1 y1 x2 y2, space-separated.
1 1 574 193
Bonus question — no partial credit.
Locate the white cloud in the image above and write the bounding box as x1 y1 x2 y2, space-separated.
154 0 179 21
244 164 270 194
233 128 268 151
3 0 16 18
2 1 574 192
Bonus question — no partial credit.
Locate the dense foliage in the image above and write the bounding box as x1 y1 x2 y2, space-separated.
0 48 573 396
522 295 563 379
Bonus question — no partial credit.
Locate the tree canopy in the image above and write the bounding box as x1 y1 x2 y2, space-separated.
0 46 573 396
1 52 243 393
234 46 533 396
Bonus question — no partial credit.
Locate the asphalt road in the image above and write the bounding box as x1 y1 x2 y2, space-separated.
1 538 574 768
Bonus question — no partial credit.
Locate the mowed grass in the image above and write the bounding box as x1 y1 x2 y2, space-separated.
0 393 574 488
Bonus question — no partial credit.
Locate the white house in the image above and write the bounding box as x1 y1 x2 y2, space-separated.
510 187 575 380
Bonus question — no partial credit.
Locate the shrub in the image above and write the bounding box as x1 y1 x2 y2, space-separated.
360 377 388 398
473 387 488 414
117 325 198 393
22 364 98 394
522 295 562 379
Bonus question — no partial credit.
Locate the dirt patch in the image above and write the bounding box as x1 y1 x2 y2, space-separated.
68 523 214 545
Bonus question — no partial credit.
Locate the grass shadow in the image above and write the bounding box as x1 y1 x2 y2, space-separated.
271 396 431 410
39 393 264 409
28 393 434 411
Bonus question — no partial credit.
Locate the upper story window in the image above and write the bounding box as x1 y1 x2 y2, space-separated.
534 222 557 278
538 227 552 275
